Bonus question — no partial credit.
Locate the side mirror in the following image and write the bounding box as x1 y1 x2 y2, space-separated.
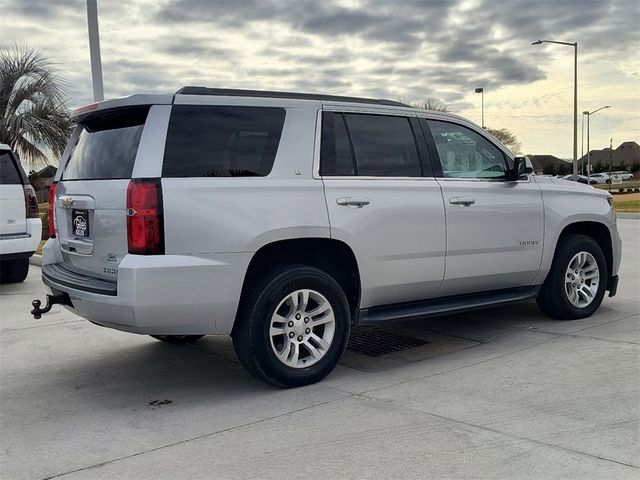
511 156 533 179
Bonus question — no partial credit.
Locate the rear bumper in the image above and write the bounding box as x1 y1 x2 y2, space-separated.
41 240 251 335
0 218 41 257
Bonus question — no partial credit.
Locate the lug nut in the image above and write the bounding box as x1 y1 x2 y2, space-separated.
289 332 295 338
305 328 310 334
304 317 310 323
288 321 294 327
297 335 303 341
295 314 301 320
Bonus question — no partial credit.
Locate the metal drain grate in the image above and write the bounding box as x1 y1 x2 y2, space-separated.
346 330 429 357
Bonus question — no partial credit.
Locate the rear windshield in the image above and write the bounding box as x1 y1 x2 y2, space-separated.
0 151 23 185
62 106 149 180
162 105 286 177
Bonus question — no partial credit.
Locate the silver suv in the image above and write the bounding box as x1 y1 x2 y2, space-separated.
33 87 622 387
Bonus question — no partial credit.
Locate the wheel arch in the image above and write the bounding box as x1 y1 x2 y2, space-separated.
234 238 361 331
554 221 613 279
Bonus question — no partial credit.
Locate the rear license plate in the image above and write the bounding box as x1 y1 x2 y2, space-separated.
72 209 89 237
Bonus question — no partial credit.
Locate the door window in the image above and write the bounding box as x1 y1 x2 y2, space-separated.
426 120 507 179
320 112 422 177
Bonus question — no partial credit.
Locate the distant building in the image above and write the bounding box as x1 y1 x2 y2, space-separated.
527 155 572 175
578 141 640 172
28 165 57 203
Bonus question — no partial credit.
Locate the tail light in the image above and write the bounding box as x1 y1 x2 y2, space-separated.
23 185 39 218
126 179 164 255
48 181 57 238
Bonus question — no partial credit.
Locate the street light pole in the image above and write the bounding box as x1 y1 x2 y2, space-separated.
584 105 611 182
86 0 104 102
475 87 485 128
581 112 585 174
531 39 578 176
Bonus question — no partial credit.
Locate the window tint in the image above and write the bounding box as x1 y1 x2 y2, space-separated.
427 120 507 179
62 107 148 180
320 112 355 176
344 114 421 177
163 106 286 177
0 152 23 185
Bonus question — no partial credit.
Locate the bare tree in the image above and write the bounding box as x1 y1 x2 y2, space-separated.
0 45 72 167
413 97 449 112
485 127 522 154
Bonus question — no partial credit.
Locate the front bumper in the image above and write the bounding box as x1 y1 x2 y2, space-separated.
40 240 251 335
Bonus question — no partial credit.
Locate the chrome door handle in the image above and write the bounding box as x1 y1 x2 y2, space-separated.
449 197 476 206
337 197 370 208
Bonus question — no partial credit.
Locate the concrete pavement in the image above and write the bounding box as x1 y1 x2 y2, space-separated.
1 220 638 479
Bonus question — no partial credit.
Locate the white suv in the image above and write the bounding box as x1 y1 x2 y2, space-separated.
33 88 622 387
0 144 41 283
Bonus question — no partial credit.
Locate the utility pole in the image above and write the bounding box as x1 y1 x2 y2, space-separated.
86 0 104 102
608 137 613 193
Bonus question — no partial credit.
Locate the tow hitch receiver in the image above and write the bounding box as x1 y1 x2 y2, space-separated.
31 294 70 319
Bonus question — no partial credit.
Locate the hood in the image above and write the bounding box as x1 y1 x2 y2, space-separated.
533 176 612 200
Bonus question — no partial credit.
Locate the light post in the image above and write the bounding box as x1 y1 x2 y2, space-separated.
532 39 578 176
475 87 485 128
585 105 611 182
86 0 104 102
581 112 585 174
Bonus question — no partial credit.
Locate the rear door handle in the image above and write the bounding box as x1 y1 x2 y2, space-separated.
449 197 476 206
337 197 370 208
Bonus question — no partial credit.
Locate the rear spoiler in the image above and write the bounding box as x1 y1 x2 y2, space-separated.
71 94 173 123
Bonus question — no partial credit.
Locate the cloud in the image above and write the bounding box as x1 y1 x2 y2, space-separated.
1 0 638 157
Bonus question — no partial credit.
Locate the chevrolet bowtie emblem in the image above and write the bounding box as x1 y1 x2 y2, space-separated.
62 198 74 208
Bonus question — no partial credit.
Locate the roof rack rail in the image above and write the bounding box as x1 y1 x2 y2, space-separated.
175 86 410 107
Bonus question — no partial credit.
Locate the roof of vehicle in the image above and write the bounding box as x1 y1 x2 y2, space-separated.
0 143 11 151
175 86 410 107
69 88 486 138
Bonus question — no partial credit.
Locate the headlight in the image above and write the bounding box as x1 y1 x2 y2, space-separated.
606 196 614 207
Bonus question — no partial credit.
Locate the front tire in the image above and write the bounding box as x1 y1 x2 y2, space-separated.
0 258 29 284
536 234 607 320
233 266 350 388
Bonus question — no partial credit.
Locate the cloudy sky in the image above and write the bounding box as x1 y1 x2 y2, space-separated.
2 0 639 158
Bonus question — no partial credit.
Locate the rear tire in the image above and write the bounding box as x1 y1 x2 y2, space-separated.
150 335 204 344
536 234 607 320
0 258 29 284
233 266 350 388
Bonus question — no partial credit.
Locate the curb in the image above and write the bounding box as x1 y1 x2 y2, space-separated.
617 212 640 220
29 255 42 267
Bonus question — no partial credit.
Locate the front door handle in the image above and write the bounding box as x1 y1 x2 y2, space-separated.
337 197 370 208
449 197 476 206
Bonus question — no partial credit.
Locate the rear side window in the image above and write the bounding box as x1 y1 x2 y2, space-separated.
0 152 23 185
162 106 286 177
320 112 422 177
62 106 148 180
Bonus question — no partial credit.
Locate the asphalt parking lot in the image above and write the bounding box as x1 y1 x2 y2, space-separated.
1 219 638 480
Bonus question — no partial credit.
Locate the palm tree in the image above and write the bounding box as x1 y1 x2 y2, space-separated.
0 45 72 167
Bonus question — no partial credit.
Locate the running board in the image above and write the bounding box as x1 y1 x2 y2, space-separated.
357 286 540 326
